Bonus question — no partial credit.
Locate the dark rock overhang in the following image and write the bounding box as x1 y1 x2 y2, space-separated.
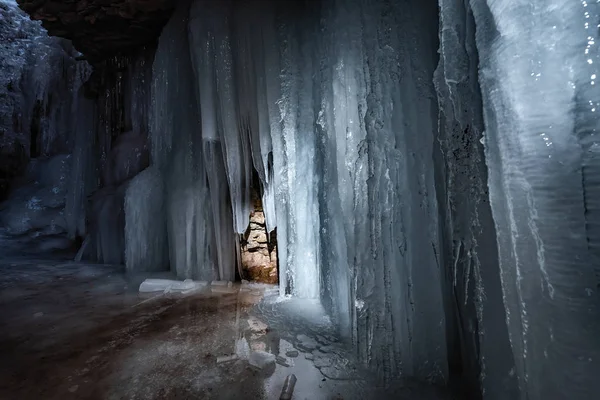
17 0 175 62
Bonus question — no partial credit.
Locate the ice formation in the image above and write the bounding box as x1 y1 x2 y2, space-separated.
467 0 600 398
2 0 599 397
139 0 448 384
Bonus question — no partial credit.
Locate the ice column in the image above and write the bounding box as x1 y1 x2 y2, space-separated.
188 0 238 282
143 0 217 280
275 5 321 299
471 0 600 397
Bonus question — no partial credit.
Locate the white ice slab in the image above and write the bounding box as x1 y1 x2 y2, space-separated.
139 278 207 294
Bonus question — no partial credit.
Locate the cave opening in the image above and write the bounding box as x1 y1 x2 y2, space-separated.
239 165 279 284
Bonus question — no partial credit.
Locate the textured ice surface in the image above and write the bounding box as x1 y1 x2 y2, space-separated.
467 0 600 398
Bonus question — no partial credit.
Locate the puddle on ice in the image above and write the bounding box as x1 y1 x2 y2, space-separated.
0 261 456 399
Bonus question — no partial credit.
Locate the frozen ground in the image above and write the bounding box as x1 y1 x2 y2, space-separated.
0 260 457 399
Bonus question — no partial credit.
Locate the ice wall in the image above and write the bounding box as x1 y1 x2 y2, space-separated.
466 0 600 398
188 0 238 281
180 0 600 394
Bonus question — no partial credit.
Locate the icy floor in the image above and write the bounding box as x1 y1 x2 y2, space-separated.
0 260 457 399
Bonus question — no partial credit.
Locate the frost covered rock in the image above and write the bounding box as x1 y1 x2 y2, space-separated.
0 154 74 252
0 0 87 200
0 0 89 253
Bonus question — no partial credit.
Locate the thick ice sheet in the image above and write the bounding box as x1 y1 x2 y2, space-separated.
469 0 600 397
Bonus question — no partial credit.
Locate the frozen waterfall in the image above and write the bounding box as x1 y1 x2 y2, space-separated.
144 0 448 384
2 0 599 397
122 0 600 396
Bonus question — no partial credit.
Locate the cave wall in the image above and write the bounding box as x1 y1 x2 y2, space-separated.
0 0 90 254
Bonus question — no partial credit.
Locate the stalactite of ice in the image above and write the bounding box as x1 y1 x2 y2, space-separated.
209 0 253 235
260 3 287 279
232 1 277 234
319 0 365 340
123 49 154 138
274 4 322 300
469 0 600 397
